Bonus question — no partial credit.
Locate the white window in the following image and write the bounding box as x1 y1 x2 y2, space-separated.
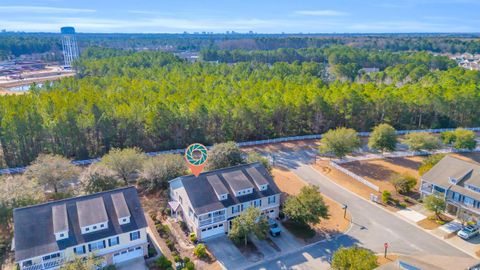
268 195 276 205
130 231 141 241
74 246 86 255
88 240 105 252
43 253 60 261
109 236 119 246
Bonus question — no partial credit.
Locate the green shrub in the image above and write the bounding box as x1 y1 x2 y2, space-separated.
183 257 190 263
174 255 181 262
189 233 197 243
381 191 392 204
102 265 116 270
148 247 157 257
185 261 195 270
156 256 173 270
399 202 407 208
194 244 207 258
166 239 175 251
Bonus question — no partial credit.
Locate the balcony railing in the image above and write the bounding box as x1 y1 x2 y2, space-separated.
23 258 65 270
199 215 225 227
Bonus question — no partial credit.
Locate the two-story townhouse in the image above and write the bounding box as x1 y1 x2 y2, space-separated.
13 186 149 270
420 156 480 224
169 162 281 240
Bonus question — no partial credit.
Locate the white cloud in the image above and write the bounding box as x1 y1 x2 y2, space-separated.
0 6 96 14
294 10 348 16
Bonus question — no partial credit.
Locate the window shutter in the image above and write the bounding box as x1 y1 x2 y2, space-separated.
83 246 86 253
88 244 91 252
117 236 120 244
103 240 106 248
108 238 111 246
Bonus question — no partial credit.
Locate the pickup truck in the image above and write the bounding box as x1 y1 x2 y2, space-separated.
268 218 282 237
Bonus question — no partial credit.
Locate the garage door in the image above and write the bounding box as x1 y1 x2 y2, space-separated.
200 223 225 239
113 246 143 264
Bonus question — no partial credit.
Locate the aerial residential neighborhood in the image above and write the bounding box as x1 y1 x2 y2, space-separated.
2 1 480 270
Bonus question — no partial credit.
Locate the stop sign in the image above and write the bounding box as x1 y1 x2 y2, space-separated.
384 242 388 248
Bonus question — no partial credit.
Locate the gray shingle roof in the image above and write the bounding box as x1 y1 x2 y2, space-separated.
13 186 147 262
52 204 68 234
422 156 480 201
246 167 269 187
422 156 480 188
76 197 108 228
222 170 254 193
206 175 229 196
111 192 130 219
178 162 280 215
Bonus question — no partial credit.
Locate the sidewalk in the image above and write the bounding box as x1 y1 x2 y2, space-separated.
394 206 480 259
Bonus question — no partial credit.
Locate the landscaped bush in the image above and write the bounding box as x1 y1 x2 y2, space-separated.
399 202 407 208
102 265 116 270
382 191 392 204
189 233 197 243
165 239 175 251
184 261 195 270
174 254 182 262
193 244 207 258
148 246 157 257
155 255 173 270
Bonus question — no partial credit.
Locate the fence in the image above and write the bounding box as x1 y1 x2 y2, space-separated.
1 127 479 175
329 161 380 192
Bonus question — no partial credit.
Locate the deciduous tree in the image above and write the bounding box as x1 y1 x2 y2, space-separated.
319 128 360 158
139 154 187 192
418 154 445 175
228 207 268 246
79 164 120 194
25 154 80 193
424 194 446 220
207 142 245 171
403 132 441 151
390 174 417 194
100 148 146 185
283 185 329 225
331 246 378 270
368 123 397 152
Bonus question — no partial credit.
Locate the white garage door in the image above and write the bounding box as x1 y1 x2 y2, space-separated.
200 223 225 239
113 246 143 264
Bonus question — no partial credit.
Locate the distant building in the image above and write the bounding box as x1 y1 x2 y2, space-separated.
60 27 80 68
13 186 148 270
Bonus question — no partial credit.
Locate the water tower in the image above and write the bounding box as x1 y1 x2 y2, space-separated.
60 26 79 68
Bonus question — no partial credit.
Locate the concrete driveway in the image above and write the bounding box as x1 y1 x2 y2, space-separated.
116 258 148 270
250 222 303 258
205 235 249 270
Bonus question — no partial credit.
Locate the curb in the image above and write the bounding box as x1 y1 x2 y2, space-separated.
308 165 478 259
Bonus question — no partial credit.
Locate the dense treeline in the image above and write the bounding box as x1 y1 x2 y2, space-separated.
202 46 455 81
0 49 479 167
1 33 479 61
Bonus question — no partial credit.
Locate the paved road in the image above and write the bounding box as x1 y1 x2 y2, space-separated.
246 149 471 270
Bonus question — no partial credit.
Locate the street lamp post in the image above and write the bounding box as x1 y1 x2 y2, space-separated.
342 204 348 219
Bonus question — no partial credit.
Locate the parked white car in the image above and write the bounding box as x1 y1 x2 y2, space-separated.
457 225 479 240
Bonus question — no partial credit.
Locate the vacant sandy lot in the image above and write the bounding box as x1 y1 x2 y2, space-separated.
272 167 351 238
340 156 424 193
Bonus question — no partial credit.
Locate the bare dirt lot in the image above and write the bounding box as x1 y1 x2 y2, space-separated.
272 167 351 243
340 156 424 193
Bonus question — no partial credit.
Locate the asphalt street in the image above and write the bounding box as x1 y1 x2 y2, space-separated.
246 148 471 270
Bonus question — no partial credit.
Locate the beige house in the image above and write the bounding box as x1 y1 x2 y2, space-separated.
169 162 281 240
420 156 480 223
13 187 148 270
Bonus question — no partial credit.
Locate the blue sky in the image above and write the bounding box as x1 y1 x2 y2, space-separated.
0 0 479 33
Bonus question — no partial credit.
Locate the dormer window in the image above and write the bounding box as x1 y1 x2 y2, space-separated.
111 193 131 225
76 197 109 234
259 184 268 191
218 193 228 201
449 177 457 184
52 204 69 241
